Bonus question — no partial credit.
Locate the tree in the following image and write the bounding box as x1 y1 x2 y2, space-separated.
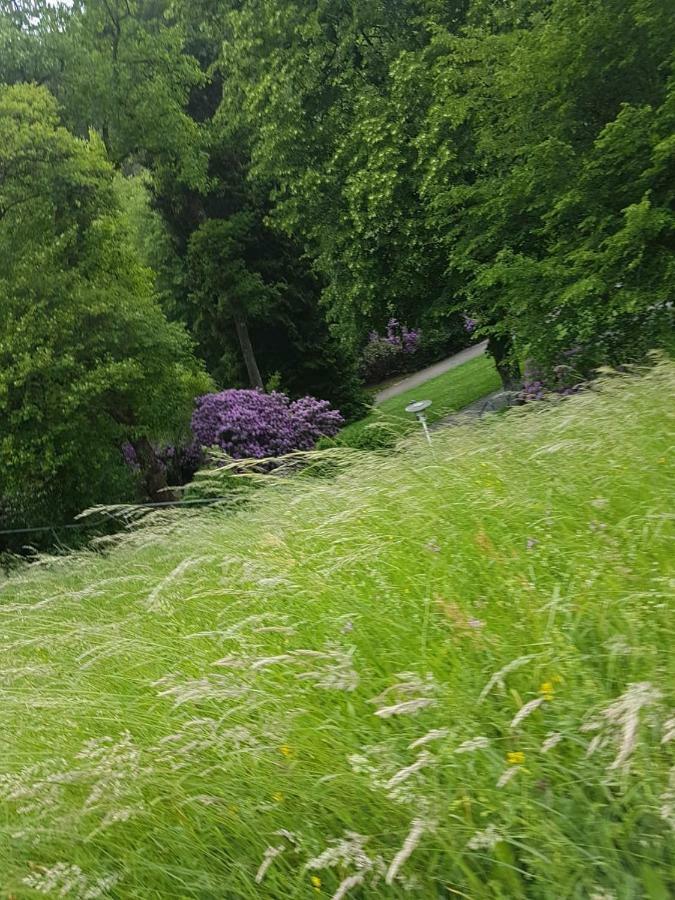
0 84 209 539
32 0 367 412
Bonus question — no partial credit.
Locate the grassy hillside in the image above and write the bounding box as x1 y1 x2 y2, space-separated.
1 362 673 899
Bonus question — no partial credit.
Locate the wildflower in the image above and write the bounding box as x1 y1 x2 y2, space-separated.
506 751 525 765
526 537 538 550
467 823 503 851
272 792 284 803
311 874 322 891
539 682 554 700
467 617 485 629
279 745 293 758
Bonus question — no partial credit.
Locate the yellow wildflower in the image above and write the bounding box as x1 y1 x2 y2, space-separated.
311 875 322 892
539 682 554 700
506 751 525 766
272 792 284 803
279 745 293 758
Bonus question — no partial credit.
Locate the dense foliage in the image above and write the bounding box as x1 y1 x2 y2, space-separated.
1 364 673 897
1 0 673 533
217 0 674 374
192 389 343 459
0 84 209 540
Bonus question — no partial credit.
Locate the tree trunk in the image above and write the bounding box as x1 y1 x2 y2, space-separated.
232 306 264 390
487 333 522 390
131 437 175 504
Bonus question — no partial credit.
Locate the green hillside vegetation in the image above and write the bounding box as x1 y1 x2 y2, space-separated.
1 362 673 898
337 353 501 448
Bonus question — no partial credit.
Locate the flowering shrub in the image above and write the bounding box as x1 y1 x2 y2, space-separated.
191 389 343 459
362 319 421 383
517 357 585 403
462 315 478 334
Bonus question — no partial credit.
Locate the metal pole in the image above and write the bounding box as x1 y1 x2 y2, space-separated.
418 413 432 446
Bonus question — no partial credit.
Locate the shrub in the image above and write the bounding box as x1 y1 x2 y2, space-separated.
361 319 421 383
191 389 343 459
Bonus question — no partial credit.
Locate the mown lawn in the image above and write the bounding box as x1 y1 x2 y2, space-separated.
338 352 501 446
1 362 673 899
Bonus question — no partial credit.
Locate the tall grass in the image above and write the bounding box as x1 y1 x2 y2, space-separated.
1 362 673 899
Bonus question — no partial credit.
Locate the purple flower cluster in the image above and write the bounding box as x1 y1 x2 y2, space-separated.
518 379 546 402
463 315 478 334
121 441 140 471
191 389 343 460
369 318 421 355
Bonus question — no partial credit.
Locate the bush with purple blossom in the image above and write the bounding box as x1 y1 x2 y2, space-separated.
362 319 421 383
191 389 343 460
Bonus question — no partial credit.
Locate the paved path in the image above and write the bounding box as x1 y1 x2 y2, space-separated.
433 388 518 430
374 340 489 405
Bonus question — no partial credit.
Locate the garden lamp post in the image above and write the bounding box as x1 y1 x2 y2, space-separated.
405 399 432 445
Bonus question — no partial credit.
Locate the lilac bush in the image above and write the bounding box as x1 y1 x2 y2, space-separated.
191 389 343 460
362 318 421 382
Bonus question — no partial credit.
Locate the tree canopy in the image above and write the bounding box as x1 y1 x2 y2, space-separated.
0 83 209 536
1 0 673 540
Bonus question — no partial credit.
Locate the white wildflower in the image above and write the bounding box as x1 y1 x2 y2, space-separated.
497 766 520 788
385 818 430 885
590 891 617 900
455 735 490 754
409 728 449 750
255 845 284 883
662 716 675 744
478 655 535 702
467 823 503 851
305 831 374 874
385 751 435 792
541 732 563 753
510 697 545 729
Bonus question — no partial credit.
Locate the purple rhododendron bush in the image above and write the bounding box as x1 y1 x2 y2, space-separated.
191 389 343 459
